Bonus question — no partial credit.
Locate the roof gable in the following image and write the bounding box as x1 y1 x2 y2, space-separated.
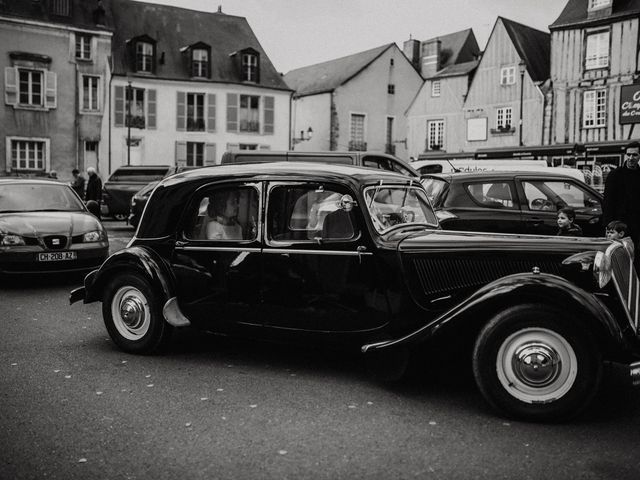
283 44 393 97
110 0 290 90
422 28 480 69
499 17 550 82
551 0 640 29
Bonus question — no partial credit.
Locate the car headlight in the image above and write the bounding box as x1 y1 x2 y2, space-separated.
593 250 612 288
0 234 26 246
83 231 105 242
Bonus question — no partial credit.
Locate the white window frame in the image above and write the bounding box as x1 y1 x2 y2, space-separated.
500 66 516 85
583 89 607 128
431 80 441 97
350 112 367 143
192 49 208 77
496 107 513 129
18 68 44 107
589 0 611 10
136 42 153 73
127 87 147 128
427 120 445 150
80 74 101 112
6 137 50 172
186 141 204 167
75 34 92 60
585 30 610 70
186 92 205 131
242 53 258 82
239 94 260 132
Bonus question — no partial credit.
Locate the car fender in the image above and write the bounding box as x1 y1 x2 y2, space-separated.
362 272 626 354
72 246 175 304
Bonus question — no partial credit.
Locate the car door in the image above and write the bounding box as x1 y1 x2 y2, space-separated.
170 182 263 330
260 181 387 333
517 176 603 236
440 179 524 233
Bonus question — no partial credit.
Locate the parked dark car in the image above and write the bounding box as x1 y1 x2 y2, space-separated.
0 179 108 274
221 150 419 177
71 163 640 422
421 171 603 236
102 165 171 220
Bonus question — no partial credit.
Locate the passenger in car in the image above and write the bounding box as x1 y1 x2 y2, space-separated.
557 208 583 237
206 190 243 240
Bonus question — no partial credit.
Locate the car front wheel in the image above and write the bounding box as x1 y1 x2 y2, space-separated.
472 304 601 422
102 273 173 354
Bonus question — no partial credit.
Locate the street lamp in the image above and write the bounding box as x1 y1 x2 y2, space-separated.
292 126 313 146
518 60 526 147
126 80 133 165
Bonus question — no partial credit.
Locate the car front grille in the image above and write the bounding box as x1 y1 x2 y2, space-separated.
610 244 640 334
43 235 68 250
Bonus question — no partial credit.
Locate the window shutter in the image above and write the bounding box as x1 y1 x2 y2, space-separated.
207 94 216 132
263 96 274 135
226 93 238 132
147 89 157 129
177 91 186 131
45 71 57 109
69 33 75 61
175 141 187 167
90 36 98 61
205 143 217 165
114 85 125 127
4 67 17 106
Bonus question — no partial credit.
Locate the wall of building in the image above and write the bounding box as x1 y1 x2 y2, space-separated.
333 45 423 159
290 93 331 151
463 19 545 149
406 75 470 158
549 18 639 145
107 76 291 174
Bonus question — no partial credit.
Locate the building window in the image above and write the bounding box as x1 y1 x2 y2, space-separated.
50 0 70 16
187 93 205 131
242 53 258 82
390 58 394 66
186 142 204 167
81 75 100 112
192 49 208 77
126 87 146 129
85 141 98 152
349 114 366 151
136 42 154 73
239 95 259 132
18 69 43 106
239 144 258 150
427 120 444 150
387 84 395 95
589 0 611 10
431 81 441 97
10 139 46 171
496 107 513 129
75 34 92 60
500 66 516 85
585 31 610 70
583 89 607 127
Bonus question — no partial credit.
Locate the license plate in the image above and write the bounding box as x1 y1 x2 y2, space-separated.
38 252 77 262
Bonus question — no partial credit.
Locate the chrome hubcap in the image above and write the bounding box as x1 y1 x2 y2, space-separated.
111 286 151 341
496 328 577 404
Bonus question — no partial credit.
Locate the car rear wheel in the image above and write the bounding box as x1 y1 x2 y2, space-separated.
102 272 173 354
472 304 601 422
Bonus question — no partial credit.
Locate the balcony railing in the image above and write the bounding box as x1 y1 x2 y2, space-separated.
348 140 367 151
125 115 146 129
187 118 205 131
240 120 260 133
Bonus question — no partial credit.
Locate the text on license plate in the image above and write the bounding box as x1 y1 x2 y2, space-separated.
38 252 77 262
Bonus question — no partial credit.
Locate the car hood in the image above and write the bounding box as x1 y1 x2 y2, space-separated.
0 212 102 236
395 228 610 254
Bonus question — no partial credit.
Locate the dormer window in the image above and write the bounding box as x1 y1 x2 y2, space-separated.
242 53 258 82
192 49 209 77
589 0 611 10
136 42 154 72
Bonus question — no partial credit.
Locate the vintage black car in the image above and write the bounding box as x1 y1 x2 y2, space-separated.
70 163 640 422
421 170 603 236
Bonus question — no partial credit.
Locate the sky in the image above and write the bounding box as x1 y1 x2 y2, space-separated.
137 0 568 73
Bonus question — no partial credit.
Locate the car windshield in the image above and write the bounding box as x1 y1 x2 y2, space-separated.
0 183 85 213
420 177 448 204
363 184 439 233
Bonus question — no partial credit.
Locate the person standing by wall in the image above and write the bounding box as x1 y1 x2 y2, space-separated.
603 141 640 245
85 167 102 203
70 168 85 200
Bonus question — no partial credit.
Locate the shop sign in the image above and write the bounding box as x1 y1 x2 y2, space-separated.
620 84 640 124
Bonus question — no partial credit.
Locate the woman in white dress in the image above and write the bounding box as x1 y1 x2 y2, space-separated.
206 190 243 240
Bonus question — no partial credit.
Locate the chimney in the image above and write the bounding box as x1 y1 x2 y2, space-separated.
403 38 421 71
93 0 106 25
422 39 441 78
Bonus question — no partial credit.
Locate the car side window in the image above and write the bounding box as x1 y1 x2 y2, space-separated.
184 185 259 241
267 184 358 243
362 157 391 171
522 180 601 214
465 182 517 209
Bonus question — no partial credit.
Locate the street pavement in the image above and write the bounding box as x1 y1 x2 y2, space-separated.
1 221 640 479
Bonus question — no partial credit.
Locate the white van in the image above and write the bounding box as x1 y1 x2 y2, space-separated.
411 159 586 182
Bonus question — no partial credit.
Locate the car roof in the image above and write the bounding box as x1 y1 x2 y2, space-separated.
422 170 586 183
0 178 68 186
112 165 171 170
